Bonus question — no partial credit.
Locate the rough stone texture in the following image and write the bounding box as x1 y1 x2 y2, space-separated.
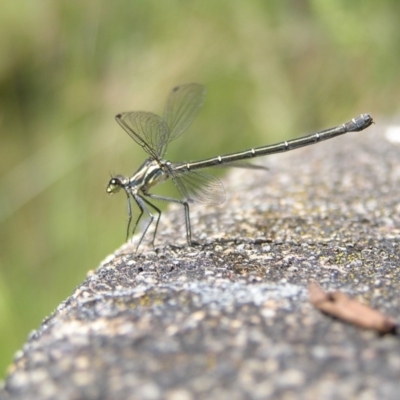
2 120 400 400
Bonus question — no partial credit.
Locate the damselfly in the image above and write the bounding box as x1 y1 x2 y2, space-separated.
107 83 373 250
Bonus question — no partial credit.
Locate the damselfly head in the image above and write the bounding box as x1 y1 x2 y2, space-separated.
106 175 127 194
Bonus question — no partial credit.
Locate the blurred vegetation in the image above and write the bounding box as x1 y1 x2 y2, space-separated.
1 0 400 378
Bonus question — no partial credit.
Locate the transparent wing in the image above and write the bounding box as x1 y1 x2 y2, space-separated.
170 166 226 205
163 83 206 145
116 112 169 158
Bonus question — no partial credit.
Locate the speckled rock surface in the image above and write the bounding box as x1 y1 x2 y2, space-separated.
2 120 400 400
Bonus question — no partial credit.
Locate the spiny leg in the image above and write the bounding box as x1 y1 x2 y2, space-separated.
140 196 162 247
125 192 133 242
133 195 157 252
125 192 147 244
146 193 192 246
183 201 191 245
131 202 145 241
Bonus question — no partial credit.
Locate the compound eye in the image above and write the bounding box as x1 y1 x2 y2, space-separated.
106 178 122 194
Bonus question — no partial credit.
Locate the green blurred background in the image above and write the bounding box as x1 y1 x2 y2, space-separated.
1 0 399 377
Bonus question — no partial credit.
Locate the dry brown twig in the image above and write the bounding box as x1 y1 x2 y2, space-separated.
308 281 397 334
